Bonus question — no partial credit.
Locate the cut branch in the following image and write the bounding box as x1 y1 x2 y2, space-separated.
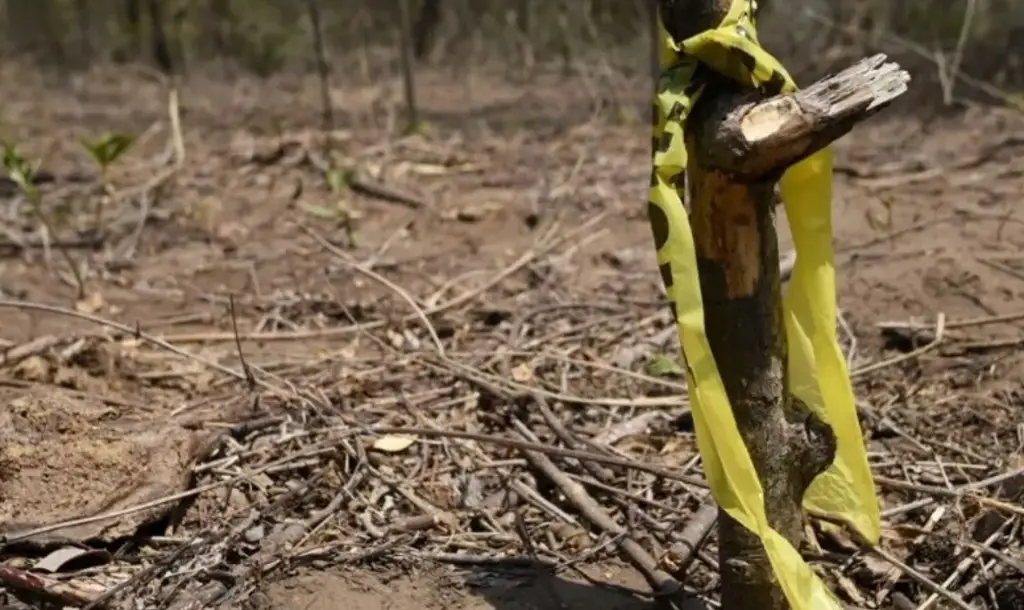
657 2 910 610
689 55 910 179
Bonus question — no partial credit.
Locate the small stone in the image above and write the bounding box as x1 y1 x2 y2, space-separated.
244 524 265 543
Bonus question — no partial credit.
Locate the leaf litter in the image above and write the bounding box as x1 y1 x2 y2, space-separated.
0 63 1022 610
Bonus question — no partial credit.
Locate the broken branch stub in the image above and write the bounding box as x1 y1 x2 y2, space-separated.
689 54 911 180
659 4 910 610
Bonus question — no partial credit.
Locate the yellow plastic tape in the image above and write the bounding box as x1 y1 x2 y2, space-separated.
648 1 879 608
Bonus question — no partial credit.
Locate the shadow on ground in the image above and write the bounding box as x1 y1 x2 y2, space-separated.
252 562 680 610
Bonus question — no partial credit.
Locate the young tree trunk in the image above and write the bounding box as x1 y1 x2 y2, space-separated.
655 1 908 608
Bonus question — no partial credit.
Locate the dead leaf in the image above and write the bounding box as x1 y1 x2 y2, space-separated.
511 362 533 382
818 522 859 552
372 434 416 453
849 553 892 589
1003 454 1024 501
189 197 222 233
865 195 893 232
834 572 867 605
75 292 105 314
13 355 50 381
551 523 592 550
33 546 110 573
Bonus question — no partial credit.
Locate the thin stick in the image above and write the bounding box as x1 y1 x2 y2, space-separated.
915 520 1013 610
168 86 185 166
510 418 684 597
369 425 708 487
0 299 294 400
160 215 602 344
301 224 445 356
228 294 255 389
876 506 946 605
853 313 946 377
870 546 975 610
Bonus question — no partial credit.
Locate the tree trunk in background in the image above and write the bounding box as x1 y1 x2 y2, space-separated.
0 0 1015 98
305 0 335 135
73 0 93 64
516 0 534 70
146 0 174 73
413 0 442 60
3 0 33 55
397 0 420 131
117 0 142 63
5 0 66 65
209 0 235 58
171 2 190 74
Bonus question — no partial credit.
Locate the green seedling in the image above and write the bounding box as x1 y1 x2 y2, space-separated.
401 120 432 137
615 104 640 126
325 167 353 193
312 167 360 247
3 142 86 297
81 132 135 235
81 132 135 184
2 142 38 200
645 352 684 378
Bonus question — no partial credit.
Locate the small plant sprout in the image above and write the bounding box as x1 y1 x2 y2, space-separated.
299 166 360 247
2 142 87 298
325 167 352 194
2 142 38 200
81 132 136 235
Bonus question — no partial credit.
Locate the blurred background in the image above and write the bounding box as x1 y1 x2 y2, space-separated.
1 0 1021 114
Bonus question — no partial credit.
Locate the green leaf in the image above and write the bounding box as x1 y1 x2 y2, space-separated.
300 201 345 220
325 169 346 193
402 120 431 137
81 132 136 169
2 142 38 200
646 352 684 378
345 227 361 248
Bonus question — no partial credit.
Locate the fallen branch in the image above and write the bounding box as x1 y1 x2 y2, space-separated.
510 418 688 603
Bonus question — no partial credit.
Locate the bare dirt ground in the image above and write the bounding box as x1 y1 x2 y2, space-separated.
0 60 1022 610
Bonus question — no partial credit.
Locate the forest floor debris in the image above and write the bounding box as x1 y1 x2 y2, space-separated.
0 63 1023 610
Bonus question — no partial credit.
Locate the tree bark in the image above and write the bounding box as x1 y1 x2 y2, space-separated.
656 2 909 609
648 0 660 82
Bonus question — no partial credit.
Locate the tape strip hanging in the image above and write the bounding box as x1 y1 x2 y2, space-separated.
647 2 879 609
